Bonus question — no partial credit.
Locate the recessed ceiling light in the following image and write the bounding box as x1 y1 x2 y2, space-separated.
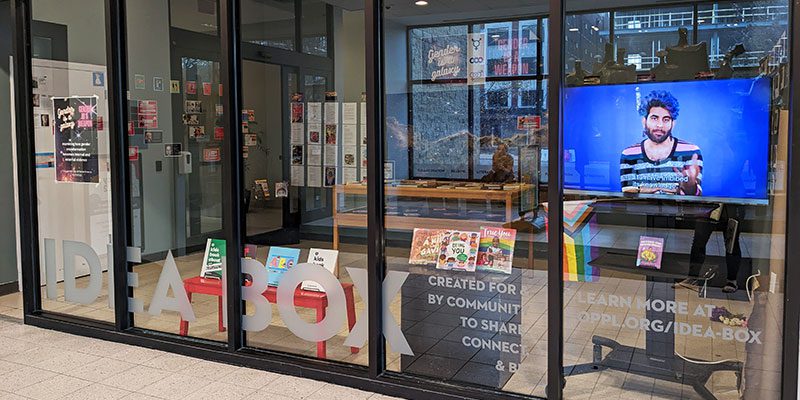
415 0 428 5
568 28 579 32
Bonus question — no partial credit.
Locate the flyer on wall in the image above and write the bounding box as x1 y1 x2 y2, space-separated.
307 123 322 144
290 165 305 186
324 102 338 123
52 96 100 183
307 166 322 187
307 102 322 123
307 144 322 165
342 102 357 125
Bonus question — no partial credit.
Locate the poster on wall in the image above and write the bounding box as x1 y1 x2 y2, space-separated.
203 147 221 162
52 96 100 183
307 124 322 144
291 123 304 145
342 167 358 184
291 103 304 123
307 102 322 123
342 124 357 146
290 165 305 186
324 102 338 123
307 166 322 187
324 145 338 166
324 166 337 187
342 102 357 125
307 144 322 165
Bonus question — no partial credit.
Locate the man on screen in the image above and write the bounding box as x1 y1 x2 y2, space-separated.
620 90 702 196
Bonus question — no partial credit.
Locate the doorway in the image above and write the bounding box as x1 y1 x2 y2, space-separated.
243 60 285 238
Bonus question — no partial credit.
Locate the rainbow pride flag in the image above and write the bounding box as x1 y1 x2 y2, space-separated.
544 201 599 282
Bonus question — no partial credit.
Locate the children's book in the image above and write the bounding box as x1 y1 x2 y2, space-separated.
476 227 516 274
200 239 226 279
302 248 339 292
436 230 481 272
636 236 664 269
267 247 302 287
408 228 448 265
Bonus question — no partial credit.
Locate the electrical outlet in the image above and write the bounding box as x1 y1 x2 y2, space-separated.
770 272 778 293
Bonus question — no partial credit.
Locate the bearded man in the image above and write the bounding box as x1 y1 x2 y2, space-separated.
619 90 702 196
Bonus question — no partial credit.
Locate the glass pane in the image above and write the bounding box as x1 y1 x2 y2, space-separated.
614 6 694 71
565 13 610 76
170 0 219 35
384 4 549 397
242 0 296 51
32 0 114 323
698 1 789 69
240 0 368 366
562 1 789 398
125 0 226 342
302 0 329 56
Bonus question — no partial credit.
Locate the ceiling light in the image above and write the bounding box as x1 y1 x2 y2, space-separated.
491 34 500 39
415 0 428 5
568 28 579 32
591 25 599 31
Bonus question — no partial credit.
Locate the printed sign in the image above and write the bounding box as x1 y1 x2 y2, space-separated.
467 32 486 85
52 96 99 183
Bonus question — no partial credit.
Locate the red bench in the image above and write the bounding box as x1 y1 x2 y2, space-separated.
179 276 358 359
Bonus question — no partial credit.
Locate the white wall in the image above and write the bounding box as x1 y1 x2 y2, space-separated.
32 0 106 66
125 0 177 254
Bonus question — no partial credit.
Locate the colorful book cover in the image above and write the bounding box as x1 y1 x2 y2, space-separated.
200 238 226 279
436 230 481 272
408 228 448 265
302 248 339 292
267 247 302 287
476 227 516 274
636 236 664 269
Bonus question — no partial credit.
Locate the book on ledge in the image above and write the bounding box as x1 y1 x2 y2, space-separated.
636 236 664 269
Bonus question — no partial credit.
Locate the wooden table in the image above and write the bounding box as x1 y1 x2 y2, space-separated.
332 184 533 249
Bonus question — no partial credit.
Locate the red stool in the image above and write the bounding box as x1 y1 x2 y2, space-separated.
179 276 359 359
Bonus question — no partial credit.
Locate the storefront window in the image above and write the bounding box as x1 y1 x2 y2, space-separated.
239 0 368 366
31 0 115 322
125 0 227 342
561 0 789 398
384 4 549 397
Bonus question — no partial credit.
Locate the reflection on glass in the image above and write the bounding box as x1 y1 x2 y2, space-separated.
32 0 115 323
561 1 789 398
384 5 549 398
126 0 227 342
239 0 369 366
242 0 296 50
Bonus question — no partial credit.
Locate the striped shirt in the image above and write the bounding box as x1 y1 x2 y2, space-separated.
620 138 703 195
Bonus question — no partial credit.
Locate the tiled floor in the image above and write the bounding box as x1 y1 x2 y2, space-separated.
0 295 400 400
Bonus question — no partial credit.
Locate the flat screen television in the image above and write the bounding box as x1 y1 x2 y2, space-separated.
563 77 771 205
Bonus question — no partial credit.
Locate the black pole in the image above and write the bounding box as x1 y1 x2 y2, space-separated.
105 0 133 331
780 0 800 396
220 0 244 351
11 0 41 320
365 0 386 378
546 0 565 398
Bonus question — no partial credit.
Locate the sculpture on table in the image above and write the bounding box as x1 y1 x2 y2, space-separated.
660 27 710 80
598 47 637 84
716 43 746 79
566 60 588 86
